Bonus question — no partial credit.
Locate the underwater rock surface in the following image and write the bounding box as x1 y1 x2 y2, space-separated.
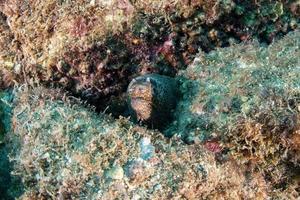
0 90 22 200
0 0 299 110
167 30 300 197
5 30 300 199
0 1 299 199
9 86 267 199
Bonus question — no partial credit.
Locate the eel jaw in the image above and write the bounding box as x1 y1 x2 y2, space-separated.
130 98 152 122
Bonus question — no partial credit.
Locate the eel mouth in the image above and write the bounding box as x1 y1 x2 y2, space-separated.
130 98 152 121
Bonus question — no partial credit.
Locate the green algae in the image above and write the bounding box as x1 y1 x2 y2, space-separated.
0 90 23 200
0 91 13 134
0 1 299 198
167 31 300 196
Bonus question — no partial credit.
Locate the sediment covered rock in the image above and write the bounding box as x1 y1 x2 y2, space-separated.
9 86 268 199
168 30 300 197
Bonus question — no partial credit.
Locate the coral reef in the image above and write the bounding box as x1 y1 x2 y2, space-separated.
9 86 270 200
0 0 299 111
0 13 18 89
129 0 300 69
0 0 299 199
127 74 178 128
0 0 138 110
168 30 300 197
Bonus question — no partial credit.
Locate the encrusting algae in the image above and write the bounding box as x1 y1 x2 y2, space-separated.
0 0 299 110
9 86 269 200
3 30 299 199
0 0 299 199
167 30 300 198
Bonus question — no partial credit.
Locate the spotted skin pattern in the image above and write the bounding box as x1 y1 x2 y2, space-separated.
127 74 178 128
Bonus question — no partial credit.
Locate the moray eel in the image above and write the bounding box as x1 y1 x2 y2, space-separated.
127 74 178 128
